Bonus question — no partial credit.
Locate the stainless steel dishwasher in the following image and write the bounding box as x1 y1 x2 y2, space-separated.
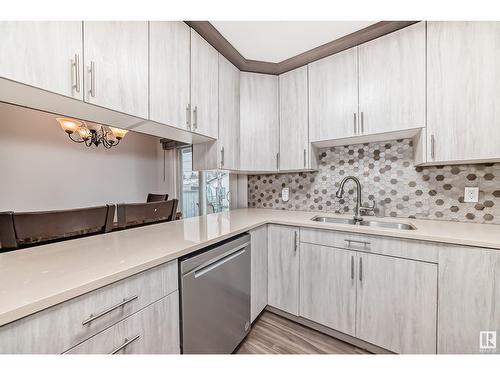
179 233 251 354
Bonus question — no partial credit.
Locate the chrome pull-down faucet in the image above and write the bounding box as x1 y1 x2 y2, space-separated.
335 176 375 222
336 176 363 222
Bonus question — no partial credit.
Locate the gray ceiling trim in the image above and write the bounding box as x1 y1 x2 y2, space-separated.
185 21 420 75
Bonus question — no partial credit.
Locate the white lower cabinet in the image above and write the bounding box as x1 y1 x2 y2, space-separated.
355 253 437 354
299 228 438 354
66 291 180 354
299 243 356 336
267 225 300 315
250 225 268 322
0 261 178 354
438 247 500 354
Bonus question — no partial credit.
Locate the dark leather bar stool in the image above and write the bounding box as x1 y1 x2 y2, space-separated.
0 205 115 252
146 193 169 203
116 199 178 229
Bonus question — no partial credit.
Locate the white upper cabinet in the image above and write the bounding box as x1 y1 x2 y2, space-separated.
218 54 240 170
190 30 219 139
83 22 149 118
358 22 426 135
308 47 359 142
149 21 190 130
0 21 83 100
427 21 500 164
279 66 310 171
239 72 279 172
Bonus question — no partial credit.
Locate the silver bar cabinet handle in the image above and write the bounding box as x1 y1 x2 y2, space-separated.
89 61 96 98
353 113 357 134
192 106 198 130
109 334 140 354
73 54 80 93
303 149 307 168
351 255 355 280
82 295 138 326
221 146 225 168
359 257 363 282
360 112 364 134
186 104 191 130
294 231 299 252
276 153 280 170
344 239 371 248
431 135 436 159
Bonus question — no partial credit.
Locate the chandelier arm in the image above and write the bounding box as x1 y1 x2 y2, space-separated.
68 133 85 143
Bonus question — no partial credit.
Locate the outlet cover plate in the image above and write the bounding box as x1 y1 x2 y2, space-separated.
464 187 479 203
282 188 289 202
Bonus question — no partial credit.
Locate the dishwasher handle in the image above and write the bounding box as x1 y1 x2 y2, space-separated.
193 245 248 278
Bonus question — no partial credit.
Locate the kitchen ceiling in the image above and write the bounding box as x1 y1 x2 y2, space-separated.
210 21 377 63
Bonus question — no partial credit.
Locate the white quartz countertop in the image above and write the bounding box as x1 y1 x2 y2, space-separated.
1 208 499 327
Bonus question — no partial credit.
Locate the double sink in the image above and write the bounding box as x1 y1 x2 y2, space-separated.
311 216 416 230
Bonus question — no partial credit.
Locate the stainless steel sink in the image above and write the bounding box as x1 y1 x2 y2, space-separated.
311 216 416 230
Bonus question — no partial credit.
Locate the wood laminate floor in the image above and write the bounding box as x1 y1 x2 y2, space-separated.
236 311 370 354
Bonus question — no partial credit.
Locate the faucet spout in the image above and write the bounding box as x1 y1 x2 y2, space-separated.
335 176 363 222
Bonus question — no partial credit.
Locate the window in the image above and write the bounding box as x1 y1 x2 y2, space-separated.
179 147 230 218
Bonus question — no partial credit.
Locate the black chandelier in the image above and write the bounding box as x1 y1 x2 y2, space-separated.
56 117 128 149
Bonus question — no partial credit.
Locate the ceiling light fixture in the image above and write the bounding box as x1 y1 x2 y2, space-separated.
56 117 128 148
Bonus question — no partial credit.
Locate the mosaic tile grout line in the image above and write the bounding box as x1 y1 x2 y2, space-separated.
248 139 500 225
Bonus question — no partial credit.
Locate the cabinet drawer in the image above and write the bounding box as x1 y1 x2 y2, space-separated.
0 260 177 354
66 291 180 354
300 228 438 263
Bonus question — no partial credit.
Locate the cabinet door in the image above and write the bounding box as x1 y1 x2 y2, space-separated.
250 225 268 322
218 54 240 170
427 21 500 163
438 247 500 354
0 21 83 100
66 292 180 354
267 225 299 315
300 243 356 335
83 21 148 118
149 21 190 130
190 29 219 138
308 48 358 142
356 253 437 354
240 72 279 172
358 22 426 135
279 66 309 171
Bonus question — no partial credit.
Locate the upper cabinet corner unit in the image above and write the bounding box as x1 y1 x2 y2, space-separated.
239 72 279 172
309 22 426 144
193 53 240 171
426 21 500 164
279 66 311 171
83 21 149 118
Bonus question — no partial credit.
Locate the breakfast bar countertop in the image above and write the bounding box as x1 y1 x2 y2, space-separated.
1 208 499 327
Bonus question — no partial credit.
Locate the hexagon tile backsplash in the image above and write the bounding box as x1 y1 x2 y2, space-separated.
248 139 500 224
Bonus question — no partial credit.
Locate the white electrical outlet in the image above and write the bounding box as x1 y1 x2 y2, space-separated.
464 187 479 203
282 188 289 202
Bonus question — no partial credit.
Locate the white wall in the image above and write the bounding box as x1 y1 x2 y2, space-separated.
0 103 175 212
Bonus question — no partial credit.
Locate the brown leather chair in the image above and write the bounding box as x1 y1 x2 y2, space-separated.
167 199 179 221
146 193 169 203
0 205 115 252
116 199 180 229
